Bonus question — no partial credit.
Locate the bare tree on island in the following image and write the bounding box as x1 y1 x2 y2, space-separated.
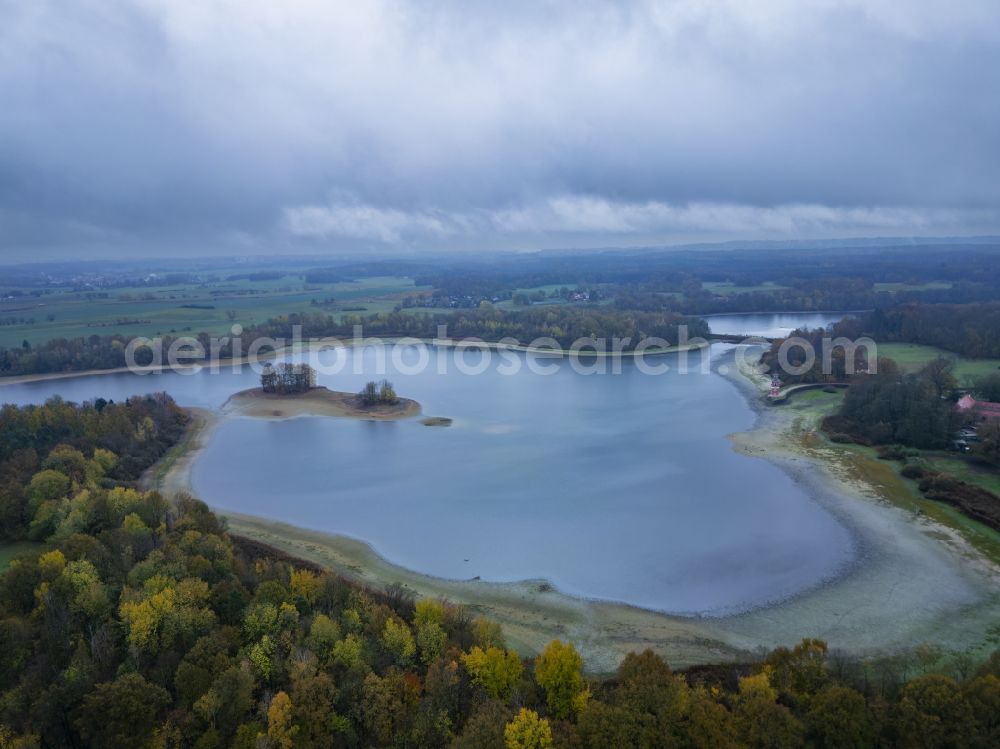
260 362 316 394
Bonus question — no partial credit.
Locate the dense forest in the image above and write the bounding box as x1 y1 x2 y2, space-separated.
2 400 1000 747
0 335 138 378
822 361 958 449
760 326 872 385
839 304 1000 359
613 277 998 316
265 307 709 350
0 395 188 540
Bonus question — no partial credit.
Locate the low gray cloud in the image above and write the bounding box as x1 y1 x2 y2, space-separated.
286 194 996 246
1 0 999 258
285 198 464 244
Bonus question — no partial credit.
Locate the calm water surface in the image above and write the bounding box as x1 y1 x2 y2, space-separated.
706 311 855 338
0 314 855 615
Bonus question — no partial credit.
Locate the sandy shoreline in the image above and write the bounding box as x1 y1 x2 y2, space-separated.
718 352 1000 652
138 344 1000 671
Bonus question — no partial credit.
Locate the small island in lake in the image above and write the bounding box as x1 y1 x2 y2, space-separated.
421 416 453 427
227 363 422 420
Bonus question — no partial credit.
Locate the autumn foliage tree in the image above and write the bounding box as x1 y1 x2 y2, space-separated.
360 379 399 406
534 640 590 719
462 646 524 700
504 708 553 749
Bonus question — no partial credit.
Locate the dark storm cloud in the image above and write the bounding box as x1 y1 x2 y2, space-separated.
1 0 999 258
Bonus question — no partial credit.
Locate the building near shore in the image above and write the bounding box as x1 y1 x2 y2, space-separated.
956 394 1000 422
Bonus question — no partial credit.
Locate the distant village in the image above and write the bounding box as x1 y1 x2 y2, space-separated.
399 286 600 310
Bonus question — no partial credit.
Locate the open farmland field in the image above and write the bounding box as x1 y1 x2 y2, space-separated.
875 342 1000 382
873 281 954 293
493 283 575 309
920 455 1000 496
0 274 427 347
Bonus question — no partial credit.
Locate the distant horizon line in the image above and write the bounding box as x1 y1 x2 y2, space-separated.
2 233 1000 270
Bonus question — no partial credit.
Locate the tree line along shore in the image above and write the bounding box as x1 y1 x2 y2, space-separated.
0 306 710 379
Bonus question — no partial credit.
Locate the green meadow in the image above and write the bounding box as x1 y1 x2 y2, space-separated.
874 342 1000 383
872 281 953 293
0 275 427 347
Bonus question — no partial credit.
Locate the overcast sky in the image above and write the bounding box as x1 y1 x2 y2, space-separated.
2 0 999 260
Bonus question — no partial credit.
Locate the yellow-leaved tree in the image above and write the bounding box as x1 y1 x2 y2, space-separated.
382 616 416 666
504 708 553 749
534 640 590 718
289 568 319 605
461 646 524 701
264 691 298 749
414 598 448 665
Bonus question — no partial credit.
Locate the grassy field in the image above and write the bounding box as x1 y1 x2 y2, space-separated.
0 275 427 347
920 455 1000 496
0 541 41 572
872 281 953 293
779 386 843 412
702 281 788 296
875 342 1000 382
493 284 572 310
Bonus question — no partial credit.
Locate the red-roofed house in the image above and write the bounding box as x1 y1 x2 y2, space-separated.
957 395 1000 422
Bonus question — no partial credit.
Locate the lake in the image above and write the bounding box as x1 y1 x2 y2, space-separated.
706 311 854 338
0 314 856 616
